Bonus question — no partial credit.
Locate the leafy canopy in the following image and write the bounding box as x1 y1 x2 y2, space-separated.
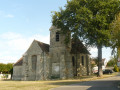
110 13 120 50
0 63 13 74
52 0 120 46
107 57 117 67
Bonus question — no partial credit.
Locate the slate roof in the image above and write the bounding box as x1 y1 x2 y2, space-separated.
71 39 90 54
14 57 23 66
35 40 49 53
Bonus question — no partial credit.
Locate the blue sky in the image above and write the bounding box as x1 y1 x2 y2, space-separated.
0 0 112 63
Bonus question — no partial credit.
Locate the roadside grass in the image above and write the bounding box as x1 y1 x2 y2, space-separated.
0 72 119 90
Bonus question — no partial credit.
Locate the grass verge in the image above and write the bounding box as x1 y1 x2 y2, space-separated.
0 72 119 90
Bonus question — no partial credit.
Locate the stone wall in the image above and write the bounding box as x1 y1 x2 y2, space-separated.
65 53 73 78
13 66 23 80
22 40 50 81
49 26 72 79
71 54 91 77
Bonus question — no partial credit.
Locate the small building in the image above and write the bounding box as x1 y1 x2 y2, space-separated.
12 26 91 80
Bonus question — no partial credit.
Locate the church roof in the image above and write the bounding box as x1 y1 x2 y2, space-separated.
14 39 89 66
14 57 23 66
14 40 49 66
35 40 49 53
71 39 90 54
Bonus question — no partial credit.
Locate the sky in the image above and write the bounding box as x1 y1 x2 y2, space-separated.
0 0 113 64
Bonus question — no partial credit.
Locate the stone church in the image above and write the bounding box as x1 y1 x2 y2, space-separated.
12 26 91 81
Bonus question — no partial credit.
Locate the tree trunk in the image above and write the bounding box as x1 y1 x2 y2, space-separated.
76 53 77 76
97 45 103 77
75 38 77 77
117 47 120 66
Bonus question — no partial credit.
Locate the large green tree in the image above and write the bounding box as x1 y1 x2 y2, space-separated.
52 0 120 77
0 63 13 74
110 13 120 61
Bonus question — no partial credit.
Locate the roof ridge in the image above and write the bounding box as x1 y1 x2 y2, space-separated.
35 40 49 53
34 40 49 46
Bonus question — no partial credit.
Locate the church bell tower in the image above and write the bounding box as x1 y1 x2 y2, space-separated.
49 26 73 79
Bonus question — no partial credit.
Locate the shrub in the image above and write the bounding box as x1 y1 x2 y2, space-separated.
113 65 119 72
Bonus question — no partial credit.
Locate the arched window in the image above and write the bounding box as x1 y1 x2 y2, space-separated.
81 56 84 66
72 56 75 67
32 55 37 71
56 32 59 42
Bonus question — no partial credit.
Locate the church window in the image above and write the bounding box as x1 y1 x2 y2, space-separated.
56 32 59 42
81 56 84 66
72 56 75 67
32 55 37 71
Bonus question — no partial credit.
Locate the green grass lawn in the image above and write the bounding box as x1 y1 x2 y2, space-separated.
0 73 119 90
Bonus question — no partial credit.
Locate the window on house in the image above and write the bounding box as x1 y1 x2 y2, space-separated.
82 56 84 66
32 55 37 71
72 56 75 67
56 32 59 41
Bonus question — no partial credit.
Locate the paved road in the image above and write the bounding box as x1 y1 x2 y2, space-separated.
51 74 120 90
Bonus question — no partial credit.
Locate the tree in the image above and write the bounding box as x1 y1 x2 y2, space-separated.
0 63 5 73
6 63 13 74
107 57 117 67
110 13 120 62
0 63 13 74
52 0 120 77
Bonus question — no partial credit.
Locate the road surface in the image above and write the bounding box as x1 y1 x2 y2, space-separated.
51 74 120 90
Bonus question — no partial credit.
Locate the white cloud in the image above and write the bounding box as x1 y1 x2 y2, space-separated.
89 47 98 58
5 14 14 18
30 34 49 44
0 56 18 64
89 47 97 53
0 32 21 40
89 47 112 61
0 32 50 63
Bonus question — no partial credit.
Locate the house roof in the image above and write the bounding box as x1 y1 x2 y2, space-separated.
14 57 23 66
71 39 90 54
35 40 49 53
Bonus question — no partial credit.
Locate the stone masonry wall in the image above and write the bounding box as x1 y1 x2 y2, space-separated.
49 26 72 79
22 40 50 81
13 66 23 80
